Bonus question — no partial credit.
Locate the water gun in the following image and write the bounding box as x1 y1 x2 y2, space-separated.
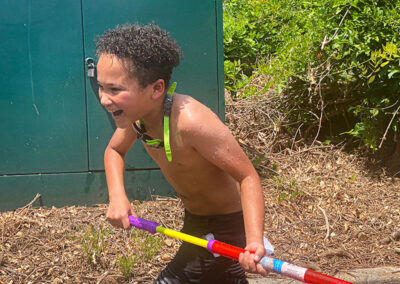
129 216 353 284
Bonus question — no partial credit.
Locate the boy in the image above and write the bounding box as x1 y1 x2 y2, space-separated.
96 24 268 283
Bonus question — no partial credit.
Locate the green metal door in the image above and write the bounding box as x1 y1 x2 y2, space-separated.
0 1 88 174
0 0 224 211
83 0 225 170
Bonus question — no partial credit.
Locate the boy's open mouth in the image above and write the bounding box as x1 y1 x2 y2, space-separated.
112 110 123 117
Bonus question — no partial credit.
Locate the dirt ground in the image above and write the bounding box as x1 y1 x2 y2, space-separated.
1 95 400 283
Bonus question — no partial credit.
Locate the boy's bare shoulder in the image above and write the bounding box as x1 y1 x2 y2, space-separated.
174 94 222 132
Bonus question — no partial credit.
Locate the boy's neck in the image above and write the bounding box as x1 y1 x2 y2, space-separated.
139 95 166 132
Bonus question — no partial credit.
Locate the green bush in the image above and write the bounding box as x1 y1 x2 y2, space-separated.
223 0 333 94
223 0 400 150
305 0 400 149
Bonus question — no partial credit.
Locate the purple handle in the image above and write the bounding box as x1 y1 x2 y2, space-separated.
129 216 159 234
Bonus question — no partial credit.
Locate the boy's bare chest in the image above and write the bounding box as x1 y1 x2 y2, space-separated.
142 140 199 170
141 140 241 215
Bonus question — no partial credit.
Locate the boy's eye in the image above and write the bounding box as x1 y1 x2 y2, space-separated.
111 88 121 93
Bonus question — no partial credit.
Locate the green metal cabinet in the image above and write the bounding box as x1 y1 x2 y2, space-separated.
0 0 224 212
0 1 87 174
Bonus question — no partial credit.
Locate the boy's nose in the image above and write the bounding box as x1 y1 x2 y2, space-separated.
100 93 112 107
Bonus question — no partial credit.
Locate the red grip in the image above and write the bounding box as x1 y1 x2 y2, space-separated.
304 269 353 284
211 240 251 260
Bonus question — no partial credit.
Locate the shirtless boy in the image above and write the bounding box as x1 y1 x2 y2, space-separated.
96 24 268 283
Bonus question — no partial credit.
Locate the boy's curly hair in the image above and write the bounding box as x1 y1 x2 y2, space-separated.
96 24 182 88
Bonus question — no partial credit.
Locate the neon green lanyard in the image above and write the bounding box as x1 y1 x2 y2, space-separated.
163 82 176 162
133 82 176 162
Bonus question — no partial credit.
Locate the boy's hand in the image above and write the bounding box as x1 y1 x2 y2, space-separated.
106 196 136 230
238 242 269 276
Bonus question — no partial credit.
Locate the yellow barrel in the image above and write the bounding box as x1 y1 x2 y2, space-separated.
156 226 209 248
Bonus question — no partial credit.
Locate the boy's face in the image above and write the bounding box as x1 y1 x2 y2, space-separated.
97 54 151 128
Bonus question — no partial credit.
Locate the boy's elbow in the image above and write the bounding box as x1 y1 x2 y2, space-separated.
104 144 126 160
240 171 260 185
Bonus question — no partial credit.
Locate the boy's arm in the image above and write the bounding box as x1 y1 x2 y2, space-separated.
104 127 137 229
238 173 268 275
183 101 267 275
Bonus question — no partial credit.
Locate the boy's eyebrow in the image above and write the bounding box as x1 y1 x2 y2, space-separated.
97 81 124 88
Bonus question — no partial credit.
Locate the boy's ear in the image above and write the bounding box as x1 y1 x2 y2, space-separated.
151 79 165 100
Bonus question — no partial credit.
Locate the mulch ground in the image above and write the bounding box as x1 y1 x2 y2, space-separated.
1 94 400 283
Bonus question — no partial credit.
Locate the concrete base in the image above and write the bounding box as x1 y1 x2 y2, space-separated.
248 267 400 284
335 267 400 284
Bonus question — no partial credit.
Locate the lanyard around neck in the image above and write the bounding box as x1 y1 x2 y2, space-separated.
133 82 177 162
163 82 176 162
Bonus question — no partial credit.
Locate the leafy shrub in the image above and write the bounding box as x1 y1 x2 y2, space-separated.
223 0 333 94
303 0 400 149
223 0 400 150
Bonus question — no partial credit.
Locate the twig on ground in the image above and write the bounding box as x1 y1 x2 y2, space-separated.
16 193 41 214
269 145 334 160
318 205 330 240
321 249 353 259
96 271 109 284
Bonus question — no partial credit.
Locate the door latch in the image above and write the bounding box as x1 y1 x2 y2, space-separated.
85 57 99 97
86 57 96 78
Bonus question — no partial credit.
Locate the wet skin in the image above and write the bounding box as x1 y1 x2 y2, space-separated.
97 53 269 275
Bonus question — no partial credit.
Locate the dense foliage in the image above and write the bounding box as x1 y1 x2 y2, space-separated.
223 0 400 151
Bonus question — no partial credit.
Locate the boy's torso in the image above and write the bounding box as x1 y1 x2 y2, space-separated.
139 94 243 216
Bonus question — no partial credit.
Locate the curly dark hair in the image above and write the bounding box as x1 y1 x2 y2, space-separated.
96 24 182 88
